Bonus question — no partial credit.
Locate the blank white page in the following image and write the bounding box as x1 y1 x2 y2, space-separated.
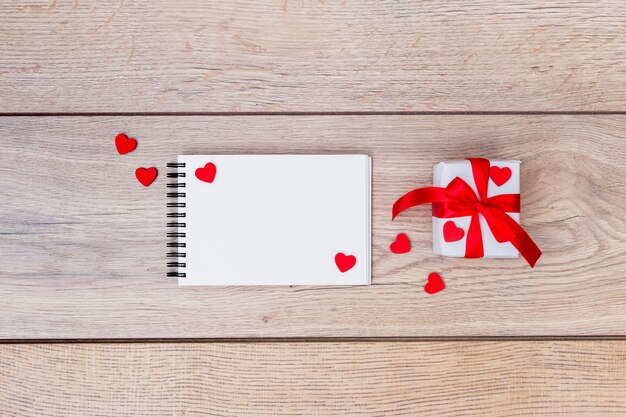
177 155 371 285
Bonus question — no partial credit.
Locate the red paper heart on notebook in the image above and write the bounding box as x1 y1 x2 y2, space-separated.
489 165 512 186
135 167 158 187
195 162 217 183
115 133 137 155
390 233 410 254
335 252 356 273
424 272 445 294
443 221 464 242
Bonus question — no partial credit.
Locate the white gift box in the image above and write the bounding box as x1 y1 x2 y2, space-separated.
432 160 521 259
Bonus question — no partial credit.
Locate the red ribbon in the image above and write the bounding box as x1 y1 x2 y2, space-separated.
392 158 541 267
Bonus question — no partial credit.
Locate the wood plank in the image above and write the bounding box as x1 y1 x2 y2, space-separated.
2 341 626 416
1 1 625 112
0 115 625 339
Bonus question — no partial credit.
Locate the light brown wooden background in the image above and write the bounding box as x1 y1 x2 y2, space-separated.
1 1 625 415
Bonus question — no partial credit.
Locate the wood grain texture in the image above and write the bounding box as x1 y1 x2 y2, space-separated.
2 341 626 416
1 0 625 112
1 115 624 339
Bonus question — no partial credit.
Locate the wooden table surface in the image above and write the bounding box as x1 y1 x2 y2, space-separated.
2 1 625 415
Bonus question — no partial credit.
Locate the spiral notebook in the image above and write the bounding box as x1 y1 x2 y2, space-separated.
167 155 371 286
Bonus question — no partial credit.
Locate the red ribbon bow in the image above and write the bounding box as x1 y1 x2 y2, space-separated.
392 158 541 267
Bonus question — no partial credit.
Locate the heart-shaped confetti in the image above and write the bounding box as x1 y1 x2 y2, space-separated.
443 220 464 242
115 133 137 155
195 162 217 183
489 166 512 186
424 272 445 294
390 233 411 254
335 252 356 273
135 167 158 187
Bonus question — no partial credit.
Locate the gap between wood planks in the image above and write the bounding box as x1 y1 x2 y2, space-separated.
1 111 626 117
4 336 626 344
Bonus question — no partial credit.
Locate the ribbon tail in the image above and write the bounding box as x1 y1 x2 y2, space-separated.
508 224 542 267
483 209 542 267
392 186 447 220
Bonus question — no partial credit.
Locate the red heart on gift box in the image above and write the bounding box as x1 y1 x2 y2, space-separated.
115 133 137 155
424 272 445 294
135 167 158 187
390 233 410 254
195 162 217 183
443 221 464 242
335 252 356 273
489 165 512 186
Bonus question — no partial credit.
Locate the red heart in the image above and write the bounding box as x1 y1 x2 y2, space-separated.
135 167 158 187
489 165 512 186
443 221 464 242
195 162 217 183
424 272 445 294
390 233 410 254
115 133 137 155
335 252 356 273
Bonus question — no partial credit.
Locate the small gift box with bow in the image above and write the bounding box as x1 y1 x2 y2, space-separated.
392 158 541 267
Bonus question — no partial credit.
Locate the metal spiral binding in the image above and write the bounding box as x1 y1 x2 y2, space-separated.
166 162 186 278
